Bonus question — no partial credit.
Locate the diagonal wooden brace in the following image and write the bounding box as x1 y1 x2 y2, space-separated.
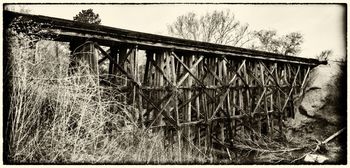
95 43 178 129
147 54 174 86
252 87 267 114
223 58 249 87
203 62 225 86
138 89 179 129
145 92 174 130
259 61 287 96
209 60 246 121
94 43 141 86
176 55 204 87
281 65 300 112
143 90 174 117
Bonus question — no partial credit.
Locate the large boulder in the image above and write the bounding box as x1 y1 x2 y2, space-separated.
285 61 346 163
297 62 346 126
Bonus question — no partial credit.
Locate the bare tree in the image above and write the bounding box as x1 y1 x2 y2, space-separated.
168 10 253 47
253 30 304 55
316 50 333 61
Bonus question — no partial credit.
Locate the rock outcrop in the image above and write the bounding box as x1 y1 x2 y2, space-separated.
285 61 346 163
298 62 346 126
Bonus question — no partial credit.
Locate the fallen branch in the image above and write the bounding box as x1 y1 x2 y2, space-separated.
291 127 346 163
232 143 310 153
322 127 345 144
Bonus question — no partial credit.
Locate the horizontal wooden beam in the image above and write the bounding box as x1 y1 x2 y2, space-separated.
4 10 326 66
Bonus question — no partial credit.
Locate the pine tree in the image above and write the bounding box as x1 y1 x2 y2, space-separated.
73 9 101 25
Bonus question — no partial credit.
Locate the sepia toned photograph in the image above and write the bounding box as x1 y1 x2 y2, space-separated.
2 2 347 165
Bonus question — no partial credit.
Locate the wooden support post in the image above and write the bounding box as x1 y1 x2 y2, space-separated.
161 51 167 149
184 54 193 158
201 59 208 153
260 62 270 136
195 54 202 152
195 86 201 147
221 57 236 152
89 43 99 75
252 61 260 136
152 51 161 131
163 50 172 149
242 59 251 137
269 63 275 136
238 61 245 134
276 63 283 135
125 47 135 105
144 51 153 124
134 46 144 129
170 53 181 161
143 52 151 86
159 51 165 128
259 62 264 135
206 58 213 155
244 60 250 124
222 58 230 143
218 58 225 144
232 59 237 137
118 45 128 104
109 47 118 84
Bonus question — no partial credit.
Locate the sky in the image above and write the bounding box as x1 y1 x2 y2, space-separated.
6 4 346 60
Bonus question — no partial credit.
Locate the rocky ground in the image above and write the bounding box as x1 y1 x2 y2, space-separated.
285 61 346 163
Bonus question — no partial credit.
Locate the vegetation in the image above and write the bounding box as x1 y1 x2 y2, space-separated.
168 9 304 56
73 9 101 25
4 19 206 164
316 50 333 62
252 30 303 55
167 10 253 47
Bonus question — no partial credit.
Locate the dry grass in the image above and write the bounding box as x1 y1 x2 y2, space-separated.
5 31 207 164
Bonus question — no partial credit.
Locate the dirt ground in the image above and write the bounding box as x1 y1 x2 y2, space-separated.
283 62 346 164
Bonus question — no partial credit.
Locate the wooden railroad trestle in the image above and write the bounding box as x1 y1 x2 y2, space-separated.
5 11 326 158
